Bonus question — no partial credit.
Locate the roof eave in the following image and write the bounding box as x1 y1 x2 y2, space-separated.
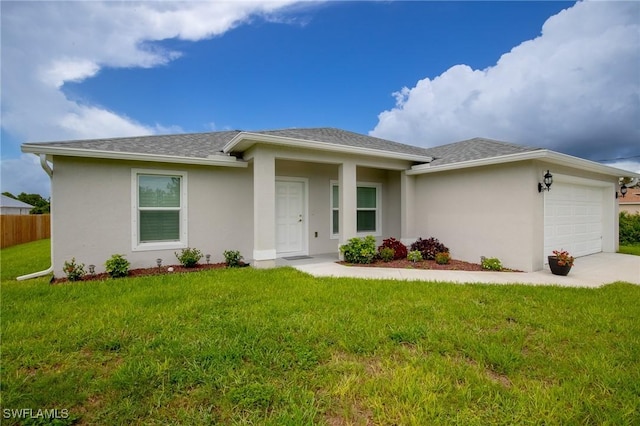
407 150 640 178
223 132 434 163
21 144 248 168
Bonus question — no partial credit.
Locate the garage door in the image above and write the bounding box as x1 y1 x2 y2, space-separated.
544 182 603 258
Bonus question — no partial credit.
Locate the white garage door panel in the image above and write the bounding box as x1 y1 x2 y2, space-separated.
544 182 603 258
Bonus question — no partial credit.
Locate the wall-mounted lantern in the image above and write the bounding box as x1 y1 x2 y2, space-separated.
538 170 553 193
616 183 628 199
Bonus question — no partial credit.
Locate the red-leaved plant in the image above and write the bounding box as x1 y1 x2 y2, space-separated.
552 249 574 267
378 237 408 260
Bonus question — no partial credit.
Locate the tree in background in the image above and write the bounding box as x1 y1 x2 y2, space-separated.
2 192 50 214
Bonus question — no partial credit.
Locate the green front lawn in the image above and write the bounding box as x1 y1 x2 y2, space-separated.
619 244 640 256
1 240 639 425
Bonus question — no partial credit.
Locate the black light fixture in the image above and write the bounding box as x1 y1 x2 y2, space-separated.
617 183 628 199
538 170 553 193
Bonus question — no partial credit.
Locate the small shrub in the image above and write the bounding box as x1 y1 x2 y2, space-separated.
340 235 377 264
410 237 449 260
620 211 640 245
223 250 243 267
378 237 408 260
105 254 130 278
435 251 451 265
175 247 203 268
407 250 423 263
63 258 85 281
481 256 502 271
378 247 395 262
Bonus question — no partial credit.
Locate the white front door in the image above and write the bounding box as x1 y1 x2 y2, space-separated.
275 179 307 255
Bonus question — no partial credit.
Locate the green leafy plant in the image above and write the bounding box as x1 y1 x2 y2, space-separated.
223 250 243 267
407 250 423 263
175 247 203 268
435 251 451 265
410 237 449 260
378 237 408 260
619 211 640 245
105 254 130 278
378 247 395 262
340 235 377 264
63 257 85 281
551 249 574 267
481 256 502 271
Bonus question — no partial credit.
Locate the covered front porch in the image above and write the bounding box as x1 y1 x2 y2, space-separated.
245 145 419 268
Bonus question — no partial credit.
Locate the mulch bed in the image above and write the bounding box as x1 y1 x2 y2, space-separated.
52 258 519 284
339 258 521 272
51 263 229 284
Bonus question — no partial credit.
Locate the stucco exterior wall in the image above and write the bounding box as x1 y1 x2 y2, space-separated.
414 162 541 272
413 160 620 272
51 157 253 276
51 150 407 276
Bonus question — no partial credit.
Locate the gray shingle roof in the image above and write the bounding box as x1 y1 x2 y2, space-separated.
423 137 543 166
1 194 34 208
24 131 241 159
24 128 435 160
23 129 542 167
251 128 435 158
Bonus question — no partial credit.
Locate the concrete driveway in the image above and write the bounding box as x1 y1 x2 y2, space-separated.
279 252 640 288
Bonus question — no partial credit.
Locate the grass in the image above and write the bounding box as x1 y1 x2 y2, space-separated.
619 244 640 256
0 238 51 281
1 240 640 425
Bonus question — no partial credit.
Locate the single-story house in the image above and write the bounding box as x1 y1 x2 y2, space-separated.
21 127 639 277
1 194 34 215
619 189 640 214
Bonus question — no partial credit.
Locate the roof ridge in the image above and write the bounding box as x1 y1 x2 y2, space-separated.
434 136 542 151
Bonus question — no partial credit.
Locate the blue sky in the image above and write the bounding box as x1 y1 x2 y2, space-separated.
2 1 639 197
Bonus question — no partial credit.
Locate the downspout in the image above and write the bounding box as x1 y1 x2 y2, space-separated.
17 154 54 281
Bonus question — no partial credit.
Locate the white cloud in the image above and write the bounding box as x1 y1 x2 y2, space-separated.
0 0 299 196
41 59 101 89
370 1 640 174
0 155 51 197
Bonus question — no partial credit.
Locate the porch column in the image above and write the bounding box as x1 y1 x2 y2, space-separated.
400 171 416 246
338 161 357 258
253 150 276 268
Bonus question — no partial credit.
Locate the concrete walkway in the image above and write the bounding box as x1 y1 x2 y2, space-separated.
277 252 640 288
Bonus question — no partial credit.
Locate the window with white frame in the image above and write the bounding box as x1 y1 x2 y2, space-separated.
132 169 187 251
331 182 381 237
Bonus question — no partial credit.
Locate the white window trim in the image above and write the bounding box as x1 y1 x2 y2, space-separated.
330 180 382 239
131 168 188 252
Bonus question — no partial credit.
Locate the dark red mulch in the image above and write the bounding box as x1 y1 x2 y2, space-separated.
51 263 229 285
338 258 521 272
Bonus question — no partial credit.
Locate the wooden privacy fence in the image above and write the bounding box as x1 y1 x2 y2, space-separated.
1 215 51 248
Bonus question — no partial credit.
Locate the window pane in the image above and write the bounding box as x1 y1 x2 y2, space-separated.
357 211 376 232
139 175 180 207
140 210 180 242
357 187 376 208
332 210 339 234
332 185 339 208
